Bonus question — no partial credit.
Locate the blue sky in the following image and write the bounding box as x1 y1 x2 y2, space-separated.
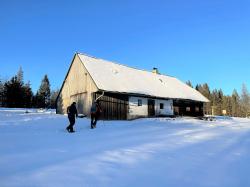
0 0 249 95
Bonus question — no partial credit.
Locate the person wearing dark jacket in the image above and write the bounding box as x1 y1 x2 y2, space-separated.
90 101 102 129
66 102 78 133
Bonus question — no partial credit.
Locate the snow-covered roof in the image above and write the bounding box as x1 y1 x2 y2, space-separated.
77 53 209 102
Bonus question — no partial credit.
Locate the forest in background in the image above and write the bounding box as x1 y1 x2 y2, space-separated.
0 67 59 109
0 67 249 117
186 81 250 117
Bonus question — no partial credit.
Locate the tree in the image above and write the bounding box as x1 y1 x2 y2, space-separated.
201 84 211 115
37 75 51 108
23 81 33 108
0 77 5 107
2 68 34 108
3 76 24 108
217 89 224 115
195 84 202 92
210 89 223 116
50 89 59 109
17 67 24 85
195 83 211 114
222 96 232 116
231 89 240 117
186 80 193 88
240 83 250 117
32 94 38 108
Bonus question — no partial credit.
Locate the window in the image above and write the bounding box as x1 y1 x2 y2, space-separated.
195 107 200 112
160 103 164 109
186 107 191 112
138 99 142 106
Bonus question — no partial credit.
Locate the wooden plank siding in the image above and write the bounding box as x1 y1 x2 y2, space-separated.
173 100 204 117
93 92 128 120
56 54 98 115
56 53 207 119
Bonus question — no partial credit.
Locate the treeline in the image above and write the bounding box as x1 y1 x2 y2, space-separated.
1 67 249 116
0 67 59 109
186 81 250 117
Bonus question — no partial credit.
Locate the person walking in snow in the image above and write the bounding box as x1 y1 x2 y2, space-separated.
66 102 78 133
90 100 102 129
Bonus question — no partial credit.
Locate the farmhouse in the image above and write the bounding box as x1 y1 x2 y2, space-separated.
56 53 209 120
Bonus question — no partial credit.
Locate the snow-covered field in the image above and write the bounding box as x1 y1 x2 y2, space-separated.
1 109 250 187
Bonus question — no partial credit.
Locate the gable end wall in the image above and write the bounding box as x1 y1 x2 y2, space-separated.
56 55 98 115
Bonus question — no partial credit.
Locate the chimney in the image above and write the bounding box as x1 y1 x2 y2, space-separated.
152 67 160 74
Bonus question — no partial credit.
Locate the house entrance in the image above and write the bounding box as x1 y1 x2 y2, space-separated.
93 92 128 120
148 99 155 117
70 93 86 114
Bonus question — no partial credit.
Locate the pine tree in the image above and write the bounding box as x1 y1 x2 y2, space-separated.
32 93 38 108
195 83 211 114
1 68 35 108
0 77 4 107
23 81 33 108
2 67 29 108
211 89 222 115
201 84 211 114
240 83 250 117
222 96 232 116
37 75 51 108
195 84 202 91
186 80 193 88
50 89 59 109
217 89 223 115
231 89 240 117
3 76 24 107
17 67 24 85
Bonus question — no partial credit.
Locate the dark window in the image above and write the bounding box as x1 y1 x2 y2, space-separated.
160 103 164 109
138 99 142 106
195 107 200 112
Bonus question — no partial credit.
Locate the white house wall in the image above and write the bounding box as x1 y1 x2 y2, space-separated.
128 96 148 119
155 99 173 116
128 96 174 119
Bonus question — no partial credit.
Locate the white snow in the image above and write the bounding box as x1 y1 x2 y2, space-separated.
78 53 209 102
1 109 250 187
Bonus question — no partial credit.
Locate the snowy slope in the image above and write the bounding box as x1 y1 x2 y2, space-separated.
78 53 209 102
1 109 250 187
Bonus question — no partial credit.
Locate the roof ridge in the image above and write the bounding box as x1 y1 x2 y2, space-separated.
76 52 209 102
77 52 175 78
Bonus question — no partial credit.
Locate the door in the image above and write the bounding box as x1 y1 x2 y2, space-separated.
93 92 128 120
148 99 155 117
70 93 86 115
174 106 179 115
